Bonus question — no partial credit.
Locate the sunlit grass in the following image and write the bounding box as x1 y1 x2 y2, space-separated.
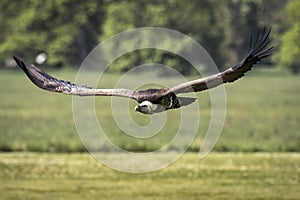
0 152 299 199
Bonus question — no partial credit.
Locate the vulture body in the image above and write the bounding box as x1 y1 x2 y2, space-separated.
14 28 273 114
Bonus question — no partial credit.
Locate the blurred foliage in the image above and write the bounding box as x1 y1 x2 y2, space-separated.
277 0 300 74
0 0 297 74
0 0 104 67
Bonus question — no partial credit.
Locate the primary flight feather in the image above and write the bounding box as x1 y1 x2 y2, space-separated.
14 28 273 115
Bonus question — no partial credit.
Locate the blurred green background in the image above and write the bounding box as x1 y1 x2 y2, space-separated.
1 70 300 153
0 0 299 73
0 0 299 153
1 1 300 199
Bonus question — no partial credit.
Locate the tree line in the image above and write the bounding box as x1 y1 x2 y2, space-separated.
0 0 299 74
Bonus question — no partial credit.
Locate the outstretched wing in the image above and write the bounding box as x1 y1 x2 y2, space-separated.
168 27 274 94
13 56 137 100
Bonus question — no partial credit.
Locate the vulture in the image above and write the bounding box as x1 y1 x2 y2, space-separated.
14 28 273 115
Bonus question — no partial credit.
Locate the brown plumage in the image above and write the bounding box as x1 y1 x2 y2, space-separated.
14 28 273 115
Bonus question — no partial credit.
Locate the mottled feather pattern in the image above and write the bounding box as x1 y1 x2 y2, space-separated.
14 27 273 114
168 27 273 94
14 56 91 94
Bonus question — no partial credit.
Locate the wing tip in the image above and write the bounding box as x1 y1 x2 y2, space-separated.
252 27 274 57
13 56 27 71
13 55 21 61
13 56 93 94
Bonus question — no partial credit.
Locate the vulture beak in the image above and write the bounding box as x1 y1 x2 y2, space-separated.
134 105 139 112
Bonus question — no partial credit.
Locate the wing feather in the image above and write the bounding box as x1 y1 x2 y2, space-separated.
13 56 137 100
168 28 274 94
14 27 273 104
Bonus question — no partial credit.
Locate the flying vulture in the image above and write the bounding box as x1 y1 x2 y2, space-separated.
14 28 273 115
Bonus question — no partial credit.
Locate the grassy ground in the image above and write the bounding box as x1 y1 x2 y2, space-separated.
1 68 299 199
0 152 299 200
0 68 299 152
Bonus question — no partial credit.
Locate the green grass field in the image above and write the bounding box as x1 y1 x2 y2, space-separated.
0 67 300 199
1 152 299 199
0 68 299 152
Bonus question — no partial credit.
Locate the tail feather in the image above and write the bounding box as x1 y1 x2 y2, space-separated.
178 97 197 107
